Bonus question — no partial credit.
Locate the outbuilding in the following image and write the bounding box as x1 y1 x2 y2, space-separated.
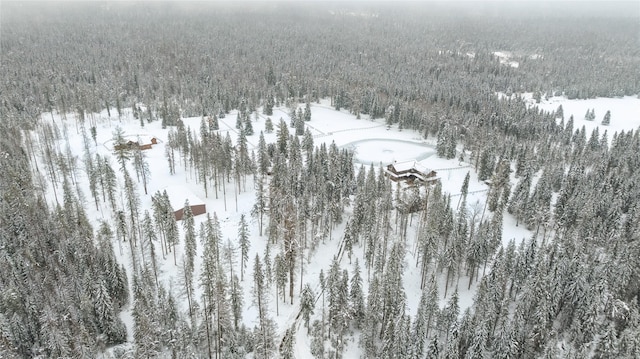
163 186 207 221
113 136 158 151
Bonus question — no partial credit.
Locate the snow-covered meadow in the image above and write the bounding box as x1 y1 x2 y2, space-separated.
534 95 640 137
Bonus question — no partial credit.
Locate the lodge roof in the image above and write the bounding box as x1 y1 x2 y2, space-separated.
388 160 429 174
162 185 206 211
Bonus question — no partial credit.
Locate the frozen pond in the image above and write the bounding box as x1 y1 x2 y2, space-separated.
342 138 436 165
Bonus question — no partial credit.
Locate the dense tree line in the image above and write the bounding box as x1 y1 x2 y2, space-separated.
0 119 128 357
1 1 638 132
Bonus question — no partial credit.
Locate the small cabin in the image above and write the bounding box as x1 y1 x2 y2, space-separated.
113 136 158 151
164 186 207 221
136 136 158 150
385 160 438 185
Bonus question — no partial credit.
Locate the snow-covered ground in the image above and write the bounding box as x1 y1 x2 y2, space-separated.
344 138 436 165
492 51 544 69
533 95 640 136
493 51 520 68
37 97 556 357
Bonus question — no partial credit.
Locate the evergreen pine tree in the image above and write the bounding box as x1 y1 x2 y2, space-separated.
256 131 270 176
132 269 162 357
304 102 312 121
280 327 296 359
244 115 254 135
300 283 315 333
436 124 448 158
112 126 131 171
230 274 244 331
439 290 460 340
123 168 141 269
181 201 197 321
211 114 219 131
274 254 288 308
236 112 243 130
276 118 289 154
165 199 180 266
350 260 365 329
132 144 151 195
442 323 460 359
252 177 267 236
265 117 274 133
295 115 304 136
264 96 274 116
302 128 314 154
478 149 494 182
556 104 564 119
426 336 440 359
602 110 611 125
252 255 276 359
412 281 438 357
141 211 159 287
183 200 197 271
594 322 620 358
238 214 250 281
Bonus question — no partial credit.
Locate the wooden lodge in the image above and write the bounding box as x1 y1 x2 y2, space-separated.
385 160 438 185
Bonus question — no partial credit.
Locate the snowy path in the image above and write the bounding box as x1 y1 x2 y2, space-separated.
312 123 387 139
278 229 349 352
217 117 257 149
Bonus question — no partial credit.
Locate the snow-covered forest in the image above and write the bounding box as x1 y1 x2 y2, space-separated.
1 1 639 358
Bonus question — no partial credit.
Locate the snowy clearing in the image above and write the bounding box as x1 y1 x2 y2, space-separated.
38 98 536 357
533 95 640 136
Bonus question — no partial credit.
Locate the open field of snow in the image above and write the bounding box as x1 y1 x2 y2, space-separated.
343 138 436 165
532 95 640 137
